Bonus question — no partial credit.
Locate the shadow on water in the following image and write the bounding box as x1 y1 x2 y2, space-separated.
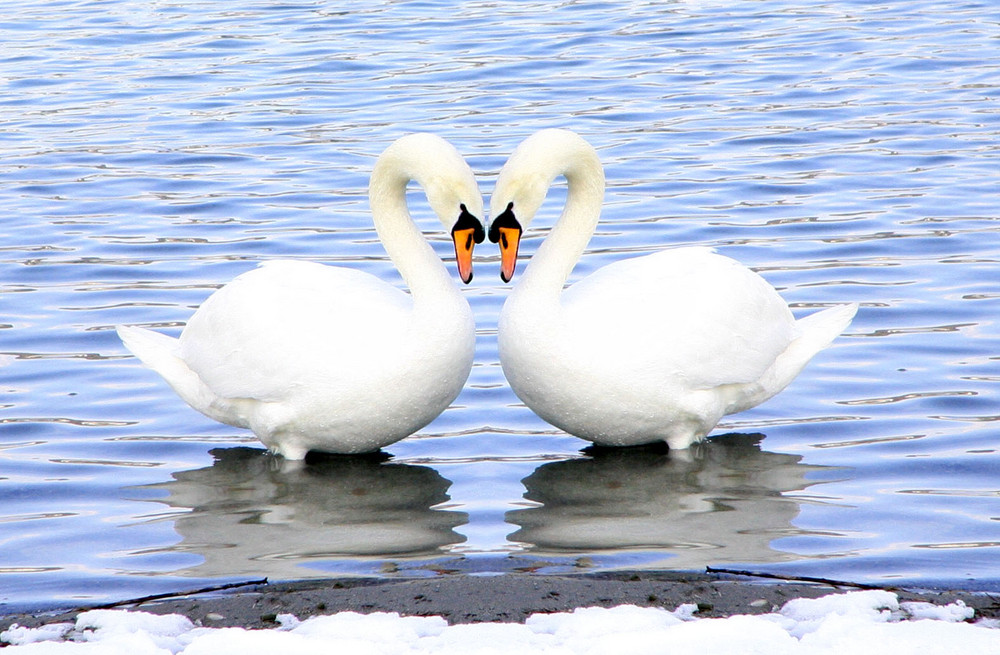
135 447 468 579
506 434 836 570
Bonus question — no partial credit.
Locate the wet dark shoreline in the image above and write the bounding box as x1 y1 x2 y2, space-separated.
4 571 999 631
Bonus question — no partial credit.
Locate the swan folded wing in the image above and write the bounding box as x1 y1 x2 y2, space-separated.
178 261 413 402
560 247 796 389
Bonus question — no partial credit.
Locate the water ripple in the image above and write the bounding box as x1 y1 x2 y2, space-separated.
0 0 999 607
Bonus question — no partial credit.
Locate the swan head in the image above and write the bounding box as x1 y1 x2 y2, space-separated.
372 133 485 284
488 129 603 282
451 203 485 284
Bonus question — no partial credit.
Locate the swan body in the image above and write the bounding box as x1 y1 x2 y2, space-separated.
490 129 857 449
118 134 485 459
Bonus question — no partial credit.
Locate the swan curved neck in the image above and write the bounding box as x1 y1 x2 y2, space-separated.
518 154 605 298
368 165 456 302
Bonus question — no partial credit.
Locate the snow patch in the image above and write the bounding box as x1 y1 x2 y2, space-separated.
2 591 997 655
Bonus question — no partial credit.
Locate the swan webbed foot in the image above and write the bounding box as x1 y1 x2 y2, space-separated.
303 449 392 466
581 441 671 458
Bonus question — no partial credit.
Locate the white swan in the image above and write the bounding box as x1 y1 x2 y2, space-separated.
118 133 485 459
489 129 857 450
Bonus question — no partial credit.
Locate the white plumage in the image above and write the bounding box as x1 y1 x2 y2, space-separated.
490 129 857 449
118 134 484 459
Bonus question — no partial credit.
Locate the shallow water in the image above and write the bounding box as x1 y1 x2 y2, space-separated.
1 0 999 610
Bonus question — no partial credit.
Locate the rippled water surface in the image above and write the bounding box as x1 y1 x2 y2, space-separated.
2 0 999 610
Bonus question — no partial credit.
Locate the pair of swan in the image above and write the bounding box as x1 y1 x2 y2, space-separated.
118 130 857 460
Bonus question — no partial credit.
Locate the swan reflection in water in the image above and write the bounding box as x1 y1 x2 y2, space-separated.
507 434 833 569
137 448 467 578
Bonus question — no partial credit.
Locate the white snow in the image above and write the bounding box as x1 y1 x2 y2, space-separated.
2 590 997 654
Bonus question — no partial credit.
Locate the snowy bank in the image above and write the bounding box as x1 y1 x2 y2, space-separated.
3 590 998 654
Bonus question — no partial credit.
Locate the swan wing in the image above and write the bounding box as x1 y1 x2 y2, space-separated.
561 247 796 389
179 260 412 402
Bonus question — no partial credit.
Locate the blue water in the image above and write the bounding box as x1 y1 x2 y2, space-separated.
1 0 999 610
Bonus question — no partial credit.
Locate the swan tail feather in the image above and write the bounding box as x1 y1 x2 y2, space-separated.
790 302 859 356
726 302 858 413
116 325 234 425
117 324 181 370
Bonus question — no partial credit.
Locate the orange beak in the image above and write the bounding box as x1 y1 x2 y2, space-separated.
497 225 522 283
451 204 485 285
452 227 478 284
488 202 523 283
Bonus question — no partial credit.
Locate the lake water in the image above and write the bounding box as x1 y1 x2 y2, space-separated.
2 0 999 611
